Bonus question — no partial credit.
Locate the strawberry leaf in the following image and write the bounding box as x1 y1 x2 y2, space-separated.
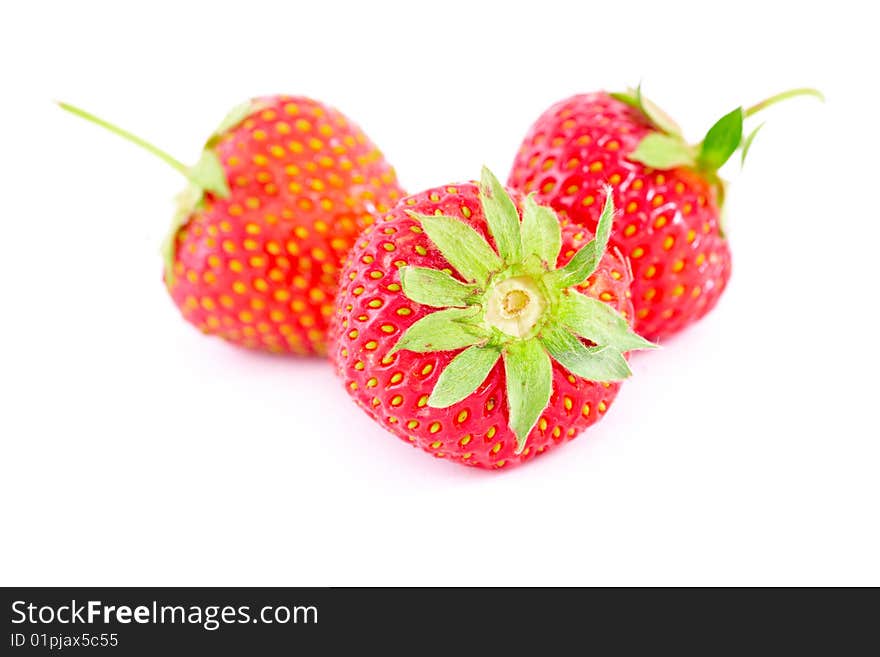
698 107 744 172
503 339 553 454
428 345 501 408
557 292 656 352
408 212 502 287
520 193 562 268
550 187 615 289
389 307 486 355
399 266 479 308
480 166 523 263
540 326 632 382
629 133 696 169
740 122 765 166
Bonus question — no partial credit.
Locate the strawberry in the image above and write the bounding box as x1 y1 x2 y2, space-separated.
330 168 653 469
59 96 403 354
507 86 822 340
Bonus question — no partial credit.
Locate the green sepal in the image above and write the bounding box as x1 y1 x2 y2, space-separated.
521 193 562 268
740 122 765 166
399 266 479 308
609 90 639 108
206 99 270 147
502 339 553 454
549 187 615 289
407 212 502 287
540 325 631 382
557 292 656 352
187 149 230 198
162 184 205 286
698 107 744 172
427 345 502 408
629 133 696 169
163 149 231 285
479 166 523 263
389 307 486 355
612 85 682 136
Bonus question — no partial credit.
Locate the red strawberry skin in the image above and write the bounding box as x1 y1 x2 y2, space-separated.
330 183 634 469
508 92 731 341
169 96 403 354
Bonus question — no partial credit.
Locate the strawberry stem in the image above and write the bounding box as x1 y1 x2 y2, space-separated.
743 88 824 119
57 101 189 176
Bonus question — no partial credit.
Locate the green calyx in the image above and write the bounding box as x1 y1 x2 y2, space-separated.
610 84 824 206
391 167 655 454
57 100 267 284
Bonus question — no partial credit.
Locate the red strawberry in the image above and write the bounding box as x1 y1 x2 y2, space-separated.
59 96 403 354
330 168 653 469
508 87 822 340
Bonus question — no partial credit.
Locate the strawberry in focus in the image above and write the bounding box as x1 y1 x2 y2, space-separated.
59 96 403 354
330 168 653 469
508 87 822 341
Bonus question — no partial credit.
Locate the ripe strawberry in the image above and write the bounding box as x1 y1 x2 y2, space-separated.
59 96 403 354
508 87 822 340
330 168 653 469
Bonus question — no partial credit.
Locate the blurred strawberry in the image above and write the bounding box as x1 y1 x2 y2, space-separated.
60 96 403 354
508 86 821 340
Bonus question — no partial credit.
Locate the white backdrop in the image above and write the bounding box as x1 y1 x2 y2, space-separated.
1 0 877 585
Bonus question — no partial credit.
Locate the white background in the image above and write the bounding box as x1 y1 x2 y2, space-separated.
2 0 878 586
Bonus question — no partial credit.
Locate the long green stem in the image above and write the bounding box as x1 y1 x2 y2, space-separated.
57 101 189 176
744 88 824 119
